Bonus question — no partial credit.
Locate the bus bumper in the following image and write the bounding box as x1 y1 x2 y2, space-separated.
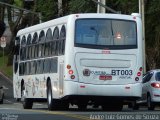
63 81 142 98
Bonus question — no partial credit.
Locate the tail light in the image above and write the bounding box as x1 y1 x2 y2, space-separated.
137 72 141 76
67 64 71 69
139 67 143 71
69 70 73 75
135 67 143 81
151 83 160 88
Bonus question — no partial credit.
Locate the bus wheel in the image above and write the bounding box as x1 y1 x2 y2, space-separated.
147 94 155 110
47 81 58 110
21 85 33 109
0 93 4 104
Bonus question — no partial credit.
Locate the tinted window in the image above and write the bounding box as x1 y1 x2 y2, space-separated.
20 47 26 60
39 30 45 43
38 31 45 57
32 32 38 44
46 28 52 41
44 59 50 73
75 19 137 49
26 62 31 75
19 63 23 75
21 36 26 46
52 27 59 56
37 60 44 74
59 25 66 55
142 72 153 83
31 45 36 58
30 61 37 74
27 34 32 45
53 27 59 40
50 58 58 73
45 28 53 56
60 25 66 38
155 72 160 81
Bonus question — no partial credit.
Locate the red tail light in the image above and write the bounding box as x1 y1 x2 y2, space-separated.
139 67 143 71
137 72 141 76
151 83 160 88
69 70 73 74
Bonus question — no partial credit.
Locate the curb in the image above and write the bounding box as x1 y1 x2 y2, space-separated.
0 72 13 84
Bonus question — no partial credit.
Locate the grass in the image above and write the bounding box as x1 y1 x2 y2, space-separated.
0 55 13 79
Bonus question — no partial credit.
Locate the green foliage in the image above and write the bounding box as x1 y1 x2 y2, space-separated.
36 0 58 21
14 0 23 7
69 0 96 13
0 56 13 78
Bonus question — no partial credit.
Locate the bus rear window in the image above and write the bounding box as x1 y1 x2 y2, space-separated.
75 19 137 49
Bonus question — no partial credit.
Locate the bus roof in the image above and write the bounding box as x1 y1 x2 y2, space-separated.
17 13 140 36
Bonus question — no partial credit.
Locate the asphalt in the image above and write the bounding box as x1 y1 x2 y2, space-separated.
0 72 13 100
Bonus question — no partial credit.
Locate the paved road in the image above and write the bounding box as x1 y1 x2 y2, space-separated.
1 74 160 120
0 73 13 102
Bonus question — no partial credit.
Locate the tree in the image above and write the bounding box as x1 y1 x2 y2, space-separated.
36 0 58 21
5 0 39 65
0 20 5 37
69 0 96 13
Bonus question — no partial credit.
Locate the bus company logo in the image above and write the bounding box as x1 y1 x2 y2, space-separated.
83 69 91 76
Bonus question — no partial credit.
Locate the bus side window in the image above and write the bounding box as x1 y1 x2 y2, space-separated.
26 62 29 75
21 36 27 60
24 62 27 75
27 34 33 59
59 25 66 55
45 28 52 57
36 60 44 74
38 30 46 57
53 27 59 56
44 59 50 73
19 63 22 75
50 58 58 73
32 32 38 58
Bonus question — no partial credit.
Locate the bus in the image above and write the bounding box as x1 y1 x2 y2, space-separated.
13 13 143 111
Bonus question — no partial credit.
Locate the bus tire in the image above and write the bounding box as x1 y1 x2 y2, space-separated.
0 93 4 104
47 81 58 110
147 94 155 110
21 84 33 109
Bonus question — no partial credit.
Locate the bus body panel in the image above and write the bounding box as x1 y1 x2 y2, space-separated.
75 51 137 85
63 81 142 97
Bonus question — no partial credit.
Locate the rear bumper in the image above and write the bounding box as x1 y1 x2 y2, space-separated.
151 91 160 102
63 81 142 98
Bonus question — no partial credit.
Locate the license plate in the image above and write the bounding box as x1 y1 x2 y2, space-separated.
99 75 112 80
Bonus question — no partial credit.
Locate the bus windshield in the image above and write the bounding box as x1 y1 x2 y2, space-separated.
75 19 137 49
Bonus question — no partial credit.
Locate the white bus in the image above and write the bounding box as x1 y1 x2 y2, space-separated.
13 13 143 111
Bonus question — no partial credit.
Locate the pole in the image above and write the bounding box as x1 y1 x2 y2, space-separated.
3 47 4 67
91 0 117 14
141 0 146 74
97 0 106 13
139 0 142 14
58 0 62 17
